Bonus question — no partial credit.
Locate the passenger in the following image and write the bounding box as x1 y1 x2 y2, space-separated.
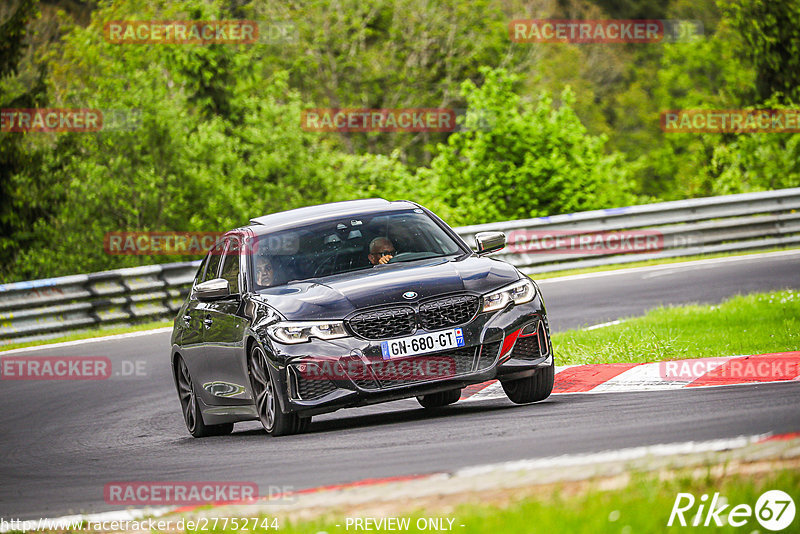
256 257 276 286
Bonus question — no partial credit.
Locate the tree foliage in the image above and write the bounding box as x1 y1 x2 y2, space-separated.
0 0 48 277
422 68 634 225
721 0 800 105
0 0 797 281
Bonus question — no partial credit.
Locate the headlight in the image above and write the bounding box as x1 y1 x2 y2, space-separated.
267 321 348 344
482 278 536 312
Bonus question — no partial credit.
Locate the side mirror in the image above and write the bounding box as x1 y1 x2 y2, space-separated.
194 278 230 301
475 231 506 255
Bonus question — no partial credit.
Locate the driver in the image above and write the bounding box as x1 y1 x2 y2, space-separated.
368 237 396 265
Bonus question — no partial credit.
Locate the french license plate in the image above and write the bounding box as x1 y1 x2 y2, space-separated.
380 328 465 360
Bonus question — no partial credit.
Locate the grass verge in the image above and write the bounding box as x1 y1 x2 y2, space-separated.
180 465 800 534
0 320 173 352
552 289 800 365
531 246 799 280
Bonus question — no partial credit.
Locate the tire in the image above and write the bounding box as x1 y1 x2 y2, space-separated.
417 388 462 408
175 356 234 438
248 344 309 436
501 364 554 404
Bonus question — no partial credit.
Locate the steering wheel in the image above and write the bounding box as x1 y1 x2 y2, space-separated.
313 255 337 277
387 251 441 264
387 252 417 263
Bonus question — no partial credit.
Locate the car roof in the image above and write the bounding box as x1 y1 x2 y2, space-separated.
247 199 421 235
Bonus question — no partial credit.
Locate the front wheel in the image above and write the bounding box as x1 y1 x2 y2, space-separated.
417 388 462 408
248 344 310 436
175 356 234 438
501 365 554 404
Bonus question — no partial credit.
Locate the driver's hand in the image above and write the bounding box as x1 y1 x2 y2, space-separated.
378 254 393 264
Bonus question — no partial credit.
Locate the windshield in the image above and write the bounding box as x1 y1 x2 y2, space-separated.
249 209 464 289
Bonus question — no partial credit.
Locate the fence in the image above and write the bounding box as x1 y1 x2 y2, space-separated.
2 188 798 344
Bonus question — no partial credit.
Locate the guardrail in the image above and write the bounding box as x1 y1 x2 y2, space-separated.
1 188 798 344
458 187 800 274
0 262 200 345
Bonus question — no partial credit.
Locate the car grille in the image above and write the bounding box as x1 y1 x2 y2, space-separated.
419 295 479 331
294 375 337 400
348 307 416 339
347 295 479 340
342 358 379 390
477 341 501 369
511 336 541 360
288 363 339 400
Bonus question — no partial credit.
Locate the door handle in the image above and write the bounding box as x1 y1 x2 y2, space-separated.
203 316 213 328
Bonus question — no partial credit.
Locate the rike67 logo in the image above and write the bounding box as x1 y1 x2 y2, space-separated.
668 490 795 531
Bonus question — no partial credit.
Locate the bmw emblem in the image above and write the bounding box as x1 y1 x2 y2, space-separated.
402 291 418 300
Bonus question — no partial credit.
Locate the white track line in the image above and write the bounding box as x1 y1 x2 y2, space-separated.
536 249 800 284
0 327 173 355
455 434 769 477
585 319 623 330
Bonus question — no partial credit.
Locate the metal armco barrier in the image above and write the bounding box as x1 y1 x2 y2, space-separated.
457 187 800 274
0 262 200 344
1 188 798 343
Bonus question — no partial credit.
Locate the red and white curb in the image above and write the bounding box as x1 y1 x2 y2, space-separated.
460 351 800 402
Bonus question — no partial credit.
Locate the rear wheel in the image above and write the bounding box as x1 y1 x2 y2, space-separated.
417 388 462 408
501 365 554 404
248 344 310 436
175 356 234 438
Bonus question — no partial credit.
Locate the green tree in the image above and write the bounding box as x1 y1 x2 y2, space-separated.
244 0 542 168
721 0 800 105
7 0 343 280
0 0 50 279
422 68 636 226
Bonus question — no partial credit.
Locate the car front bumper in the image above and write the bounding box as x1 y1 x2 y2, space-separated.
268 298 553 417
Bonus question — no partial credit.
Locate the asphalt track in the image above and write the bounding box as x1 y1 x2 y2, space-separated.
1 251 799 519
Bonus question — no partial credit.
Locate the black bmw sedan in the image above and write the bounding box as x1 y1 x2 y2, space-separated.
171 199 554 437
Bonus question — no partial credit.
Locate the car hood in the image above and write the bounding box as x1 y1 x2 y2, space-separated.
255 255 521 320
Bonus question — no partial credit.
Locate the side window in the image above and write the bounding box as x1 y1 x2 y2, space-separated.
200 241 225 283
194 255 209 286
219 238 241 294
